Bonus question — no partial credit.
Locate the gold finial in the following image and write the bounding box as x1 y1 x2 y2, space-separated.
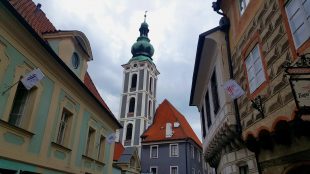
144 11 148 22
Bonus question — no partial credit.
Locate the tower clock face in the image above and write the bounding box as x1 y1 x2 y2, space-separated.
72 52 80 69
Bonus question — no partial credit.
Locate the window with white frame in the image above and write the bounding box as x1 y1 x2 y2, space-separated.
170 166 178 174
239 0 250 14
56 108 72 146
170 144 179 157
150 145 158 158
245 44 266 93
150 166 158 174
285 0 310 48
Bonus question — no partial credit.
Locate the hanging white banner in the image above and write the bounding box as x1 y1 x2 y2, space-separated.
223 79 245 100
21 68 45 90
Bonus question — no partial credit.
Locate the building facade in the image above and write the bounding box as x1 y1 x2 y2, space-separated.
141 99 203 174
190 27 259 174
191 0 310 173
118 18 159 153
0 0 121 173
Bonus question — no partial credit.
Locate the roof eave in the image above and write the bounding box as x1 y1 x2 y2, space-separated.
189 26 221 106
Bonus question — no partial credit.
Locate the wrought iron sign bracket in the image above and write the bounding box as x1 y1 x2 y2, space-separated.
251 95 265 118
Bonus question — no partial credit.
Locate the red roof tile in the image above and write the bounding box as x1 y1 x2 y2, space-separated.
84 72 112 113
141 99 202 147
113 142 125 161
9 0 56 36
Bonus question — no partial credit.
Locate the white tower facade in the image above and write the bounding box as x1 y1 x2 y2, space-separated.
118 19 159 151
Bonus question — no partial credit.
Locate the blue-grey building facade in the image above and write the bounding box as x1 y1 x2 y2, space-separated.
141 140 203 174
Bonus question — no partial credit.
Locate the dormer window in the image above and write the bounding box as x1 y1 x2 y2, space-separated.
71 52 80 69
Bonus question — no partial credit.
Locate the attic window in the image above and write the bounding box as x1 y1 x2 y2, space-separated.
71 52 80 69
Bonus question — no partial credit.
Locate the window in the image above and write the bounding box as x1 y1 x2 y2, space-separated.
285 0 310 48
128 97 135 114
197 149 201 162
192 168 195 174
201 107 206 138
205 92 212 128
131 74 137 88
71 52 80 69
150 145 158 158
56 109 72 145
239 0 250 14
85 127 95 156
191 145 195 159
8 82 30 127
125 123 133 142
211 70 220 114
170 144 179 157
245 44 266 93
170 166 178 174
149 77 153 93
150 166 158 174
148 100 152 116
239 165 249 174
97 136 106 161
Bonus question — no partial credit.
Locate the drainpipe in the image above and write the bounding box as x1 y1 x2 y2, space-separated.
212 1 262 174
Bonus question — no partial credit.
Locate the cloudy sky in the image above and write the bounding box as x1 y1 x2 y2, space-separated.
33 0 221 139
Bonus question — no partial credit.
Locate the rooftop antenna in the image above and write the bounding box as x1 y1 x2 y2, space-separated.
144 11 148 22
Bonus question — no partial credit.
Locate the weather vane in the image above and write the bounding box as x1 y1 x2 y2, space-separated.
144 11 148 22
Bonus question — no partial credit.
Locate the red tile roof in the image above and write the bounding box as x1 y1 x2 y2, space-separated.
84 72 112 112
8 0 56 37
113 142 125 161
141 99 202 147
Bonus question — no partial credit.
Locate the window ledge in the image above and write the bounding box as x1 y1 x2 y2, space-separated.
82 155 106 166
0 119 34 137
51 142 72 152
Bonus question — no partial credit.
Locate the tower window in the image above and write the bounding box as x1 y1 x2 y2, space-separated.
131 74 137 89
125 123 133 146
148 101 152 116
128 98 135 114
149 77 153 93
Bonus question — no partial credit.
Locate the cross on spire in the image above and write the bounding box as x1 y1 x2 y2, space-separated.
144 11 148 22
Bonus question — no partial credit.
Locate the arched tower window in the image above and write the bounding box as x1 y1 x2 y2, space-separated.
129 98 135 113
125 123 133 146
131 74 137 89
149 77 153 93
148 100 152 116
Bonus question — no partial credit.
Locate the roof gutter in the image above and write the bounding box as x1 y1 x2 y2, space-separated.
1 0 122 128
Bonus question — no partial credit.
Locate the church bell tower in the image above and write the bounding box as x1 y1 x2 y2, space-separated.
118 14 159 150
